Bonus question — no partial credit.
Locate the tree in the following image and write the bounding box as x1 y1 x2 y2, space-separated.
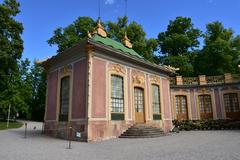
158 16 201 56
194 22 240 75
106 16 158 61
0 0 24 118
29 62 46 121
0 0 23 81
157 17 201 76
48 16 158 62
47 16 96 53
0 59 32 119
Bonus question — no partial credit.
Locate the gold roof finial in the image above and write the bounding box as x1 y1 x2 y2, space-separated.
122 32 132 49
87 31 92 38
93 18 107 37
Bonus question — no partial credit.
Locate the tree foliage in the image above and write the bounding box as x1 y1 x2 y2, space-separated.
47 16 96 53
29 62 46 121
0 0 23 77
158 16 201 56
157 17 201 76
0 59 32 119
48 16 158 62
0 0 25 118
194 22 240 75
106 16 158 61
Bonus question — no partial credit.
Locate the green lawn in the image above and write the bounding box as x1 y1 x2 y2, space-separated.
0 121 23 130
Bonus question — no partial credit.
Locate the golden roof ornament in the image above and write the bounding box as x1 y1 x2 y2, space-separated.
35 57 50 65
162 65 179 72
87 31 92 38
92 18 107 37
122 32 132 49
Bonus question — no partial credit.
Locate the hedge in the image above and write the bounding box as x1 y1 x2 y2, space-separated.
173 119 240 131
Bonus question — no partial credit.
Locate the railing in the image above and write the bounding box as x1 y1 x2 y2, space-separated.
170 77 176 85
232 74 240 83
182 77 198 85
206 75 224 84
171 73 240 86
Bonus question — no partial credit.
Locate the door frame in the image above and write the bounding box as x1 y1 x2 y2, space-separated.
133 87 146 123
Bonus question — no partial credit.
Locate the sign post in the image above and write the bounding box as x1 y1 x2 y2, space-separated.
68 127 72 149
6 104 11 128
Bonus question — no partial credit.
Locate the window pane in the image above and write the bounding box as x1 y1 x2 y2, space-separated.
111 75 124 113
134 87 144 112
176 96 187 114
59 76 70 121
199 95 212 113
224 93 239 112
152 85 160 114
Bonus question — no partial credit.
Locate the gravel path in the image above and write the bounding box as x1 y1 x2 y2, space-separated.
0 121 240 160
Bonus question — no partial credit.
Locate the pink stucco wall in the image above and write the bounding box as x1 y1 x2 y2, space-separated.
162 79 171 119
214 88 223 119
146 74 151 119
190 89 197 119
46 70 58 120
88 120 133 141
72 60 87 119
92 58 106 118
127 68 132 119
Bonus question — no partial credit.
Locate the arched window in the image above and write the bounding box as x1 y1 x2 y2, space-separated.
152 84 161 120
224 93 239 112
59 76 70 121
199 95 212 113
198 94 213 119
111 75 124 120
175 95 188 120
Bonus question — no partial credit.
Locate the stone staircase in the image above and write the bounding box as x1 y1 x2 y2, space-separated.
119 123 166 138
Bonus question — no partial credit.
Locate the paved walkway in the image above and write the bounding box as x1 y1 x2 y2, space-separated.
0 121 240 160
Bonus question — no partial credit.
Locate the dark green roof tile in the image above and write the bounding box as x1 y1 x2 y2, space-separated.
92 34 144 59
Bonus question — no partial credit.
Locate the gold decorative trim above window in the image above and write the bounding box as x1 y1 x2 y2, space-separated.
150 75 160 84
109 64 126 75
132 70 145 86
59 65 72 76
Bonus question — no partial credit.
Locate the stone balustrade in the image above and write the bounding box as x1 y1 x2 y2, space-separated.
170 73 240 86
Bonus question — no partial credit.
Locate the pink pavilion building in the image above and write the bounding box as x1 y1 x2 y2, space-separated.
42 21 176 142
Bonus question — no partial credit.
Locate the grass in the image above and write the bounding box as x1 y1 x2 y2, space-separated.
0 121 23 130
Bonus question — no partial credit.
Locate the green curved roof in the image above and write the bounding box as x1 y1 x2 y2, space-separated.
91 34 144 59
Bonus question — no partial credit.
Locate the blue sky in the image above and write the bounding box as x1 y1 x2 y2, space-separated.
7 0 240 62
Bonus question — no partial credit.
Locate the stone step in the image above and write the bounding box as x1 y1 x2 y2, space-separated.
124 130 163 134
119 134 164 138
121 133 164 137
119 123 166 139
126 128 163 131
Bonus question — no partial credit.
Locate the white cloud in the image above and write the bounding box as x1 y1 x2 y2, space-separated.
105 0 115 5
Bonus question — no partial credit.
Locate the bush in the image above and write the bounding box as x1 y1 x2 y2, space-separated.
173 119 240 131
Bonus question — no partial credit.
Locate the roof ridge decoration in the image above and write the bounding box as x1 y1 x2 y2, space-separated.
91 18 107 38
122 32 133 49
162 65 179 72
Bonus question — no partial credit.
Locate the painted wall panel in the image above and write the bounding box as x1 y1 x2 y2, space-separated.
72 59 87 119
46 70 58 120
127 68 132 119
214 88 223 119
162 79 171 119
92 58 106 118
190 89 197 119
